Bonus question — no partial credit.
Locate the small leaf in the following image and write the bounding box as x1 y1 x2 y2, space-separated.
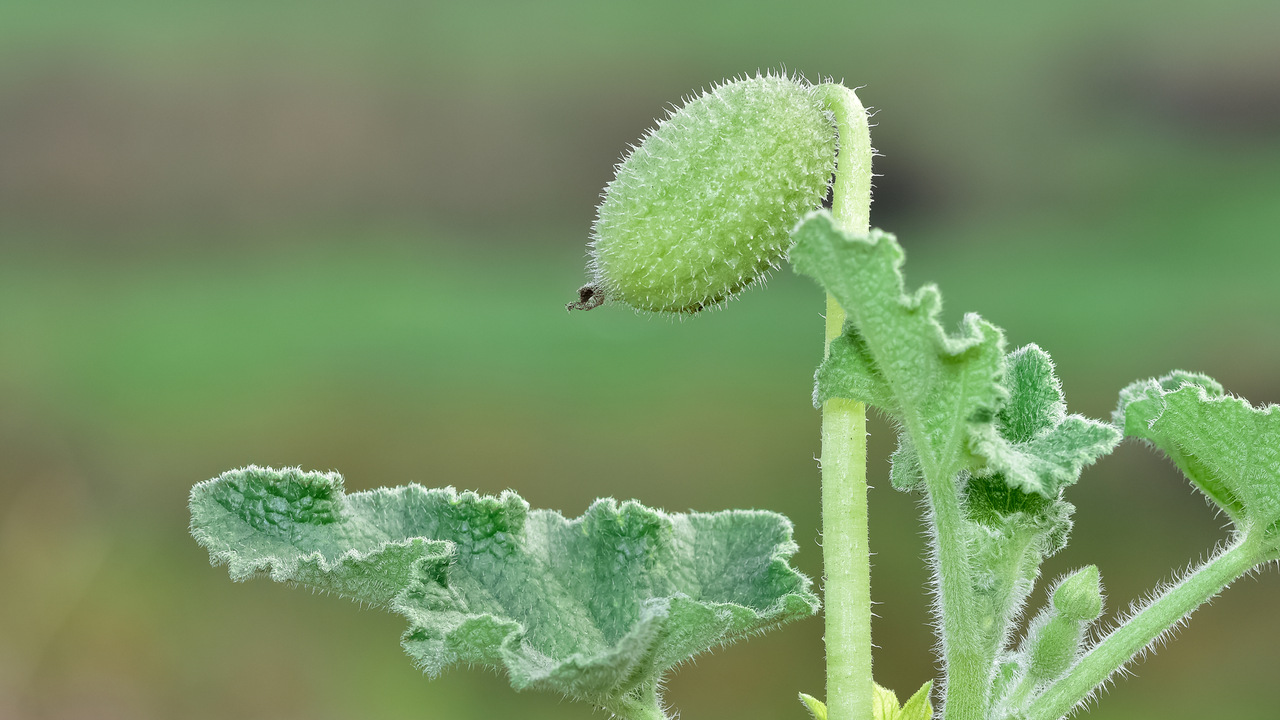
191 467 819 717
799 692 828 720
816 326 898 412
898 680 935 720
998 344 1065 442
1116 373 1280 539
805 238 1117 500
963 346 1117 565
795 210 1005 486
869 680 933 720
888 432 925 492
872 682 901 720
972 345 1120 499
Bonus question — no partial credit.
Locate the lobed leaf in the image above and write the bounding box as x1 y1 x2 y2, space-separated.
799 213 1117 500
191 466 819 715
795 210 1006 488
972 345 1120 499
1116 373 1280 539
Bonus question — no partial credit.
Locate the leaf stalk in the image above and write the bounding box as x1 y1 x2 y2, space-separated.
1022 537 1261 720
920 464 988 720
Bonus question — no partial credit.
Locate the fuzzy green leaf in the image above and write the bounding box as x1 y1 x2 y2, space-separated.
816 324 921 490
998 343 1066 443
794 210 1006 487
848 343 1118 499
888 432 925 492
869 680 934 720
872 683 900 720
1116 373 1280 538
972 345 1120 498
961 346 1114 573
191 467 819 717
801 215 1116 499
799 692 828 720
898 680 935 720
959 347 1114 668
815 326 898 412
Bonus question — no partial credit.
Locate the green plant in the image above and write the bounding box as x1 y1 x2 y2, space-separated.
191 72 1280 720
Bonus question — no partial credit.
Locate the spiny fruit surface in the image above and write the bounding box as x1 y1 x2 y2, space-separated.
580 73 837 314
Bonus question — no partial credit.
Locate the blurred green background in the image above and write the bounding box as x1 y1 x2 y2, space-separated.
2 1 1279 718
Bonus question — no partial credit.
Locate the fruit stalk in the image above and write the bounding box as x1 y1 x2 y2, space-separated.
817 82 874 720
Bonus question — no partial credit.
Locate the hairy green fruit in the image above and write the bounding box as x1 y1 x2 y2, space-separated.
571 73 837 314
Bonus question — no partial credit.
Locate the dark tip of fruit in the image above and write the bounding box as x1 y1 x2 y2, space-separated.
566 284 606 312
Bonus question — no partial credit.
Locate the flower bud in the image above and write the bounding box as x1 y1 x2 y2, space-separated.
571 73 837 314
1025 566 1104 683
1052 565 1104 622
1027 613 1082 682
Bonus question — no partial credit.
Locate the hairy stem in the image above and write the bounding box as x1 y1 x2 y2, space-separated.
1003 673 1038 716
817 82 874 720
607 682 668 720
821 395 871 720
1023 538 1260 720
820 83 873 234
922 464 987 720
819 83 989 720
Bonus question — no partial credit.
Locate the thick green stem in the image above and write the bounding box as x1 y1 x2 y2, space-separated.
821 394 871 720
921 462 988 720
818 82 874 720
1023 538 1260 720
